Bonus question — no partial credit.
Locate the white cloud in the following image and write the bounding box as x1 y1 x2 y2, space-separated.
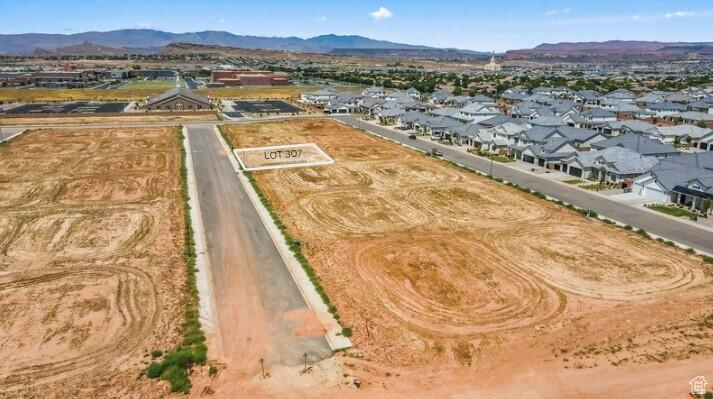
544 7 571 16
216 17 226 25
135 22 157 29
370 6 393 20
317 15 327 22
664 11 694 18
543 9 713 26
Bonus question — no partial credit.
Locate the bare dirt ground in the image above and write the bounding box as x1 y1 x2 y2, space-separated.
221 119 713 398
0 127 186 397
236 143 331 170
0 112 218 126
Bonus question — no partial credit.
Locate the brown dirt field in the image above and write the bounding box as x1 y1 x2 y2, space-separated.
0 127 186 397
221 119 713 398
0 112 218 126
0 85 360 103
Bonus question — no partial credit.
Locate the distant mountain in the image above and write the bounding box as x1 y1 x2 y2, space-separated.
327 47 491 60
532 41 671 52
0 29 444 54
507 40 713 62
31 41 155 57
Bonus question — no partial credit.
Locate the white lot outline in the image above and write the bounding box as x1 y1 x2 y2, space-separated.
233 142 334 171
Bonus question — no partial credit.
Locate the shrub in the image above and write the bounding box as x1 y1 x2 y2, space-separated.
145 127 207 393
635 229 651 239
146 362 163 379
341 327 353 338
623 225 633 230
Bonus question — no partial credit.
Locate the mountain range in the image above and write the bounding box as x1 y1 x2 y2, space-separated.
506 40 713 62
0 29 443 54
3 30 713 62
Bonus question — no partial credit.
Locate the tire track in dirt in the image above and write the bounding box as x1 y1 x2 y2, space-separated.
0 264 158 391
0 127 184 397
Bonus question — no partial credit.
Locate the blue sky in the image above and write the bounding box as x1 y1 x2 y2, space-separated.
1 0 712 51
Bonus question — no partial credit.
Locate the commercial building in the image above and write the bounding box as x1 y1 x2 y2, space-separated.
211 70 289 86
146 88 211 111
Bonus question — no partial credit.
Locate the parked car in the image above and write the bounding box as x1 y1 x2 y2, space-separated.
431 148 443 157
408 134 417 140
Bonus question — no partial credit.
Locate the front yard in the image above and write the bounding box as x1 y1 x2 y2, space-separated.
646 205 698 219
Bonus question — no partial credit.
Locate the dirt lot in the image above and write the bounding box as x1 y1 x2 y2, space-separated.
0 112 218 126
0 127 186 397
222 119 713 398
0 85 360 103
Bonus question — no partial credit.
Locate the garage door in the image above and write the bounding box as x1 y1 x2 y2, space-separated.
640 184 666 202
522 155 535 163
569 167 582 177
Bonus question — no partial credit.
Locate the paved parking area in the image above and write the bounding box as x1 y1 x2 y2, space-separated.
233 100 303 114
2 102 128 114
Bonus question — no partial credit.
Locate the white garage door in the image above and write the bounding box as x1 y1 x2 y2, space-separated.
640 183 666 202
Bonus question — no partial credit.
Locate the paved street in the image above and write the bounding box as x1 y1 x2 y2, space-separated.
335 115 713 254
186 125 331 369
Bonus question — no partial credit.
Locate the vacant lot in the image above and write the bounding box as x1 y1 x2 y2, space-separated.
0 85 360 103
122 80 178 90
0 112 219 126
223 119 713 396
0 127 186 397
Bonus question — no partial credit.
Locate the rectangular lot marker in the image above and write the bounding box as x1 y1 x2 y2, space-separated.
233 143 334 171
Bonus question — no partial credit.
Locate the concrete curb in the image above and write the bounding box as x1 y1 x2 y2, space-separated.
0 128 26 144
182 126 222 354
212 126 352 352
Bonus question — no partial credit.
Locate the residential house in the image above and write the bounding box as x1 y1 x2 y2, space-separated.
509 101 553 120
596 120 657 137
601 88 637 103
633 152 713 209
512 126 606 169
457 103 502 122
591 133 680 159
300 88 338 105
361 86 386 98
573 90 601 106
649 124 713 147
563 146 658 183
646 101 687 118
430 89 452 104
529 116 568 127
324 92 360 114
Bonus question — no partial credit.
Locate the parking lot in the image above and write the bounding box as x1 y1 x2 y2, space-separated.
2 102 128 114
233 100 302 114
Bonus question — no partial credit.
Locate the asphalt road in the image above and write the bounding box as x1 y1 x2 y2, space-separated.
335 115 713 254
187 125 331 368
